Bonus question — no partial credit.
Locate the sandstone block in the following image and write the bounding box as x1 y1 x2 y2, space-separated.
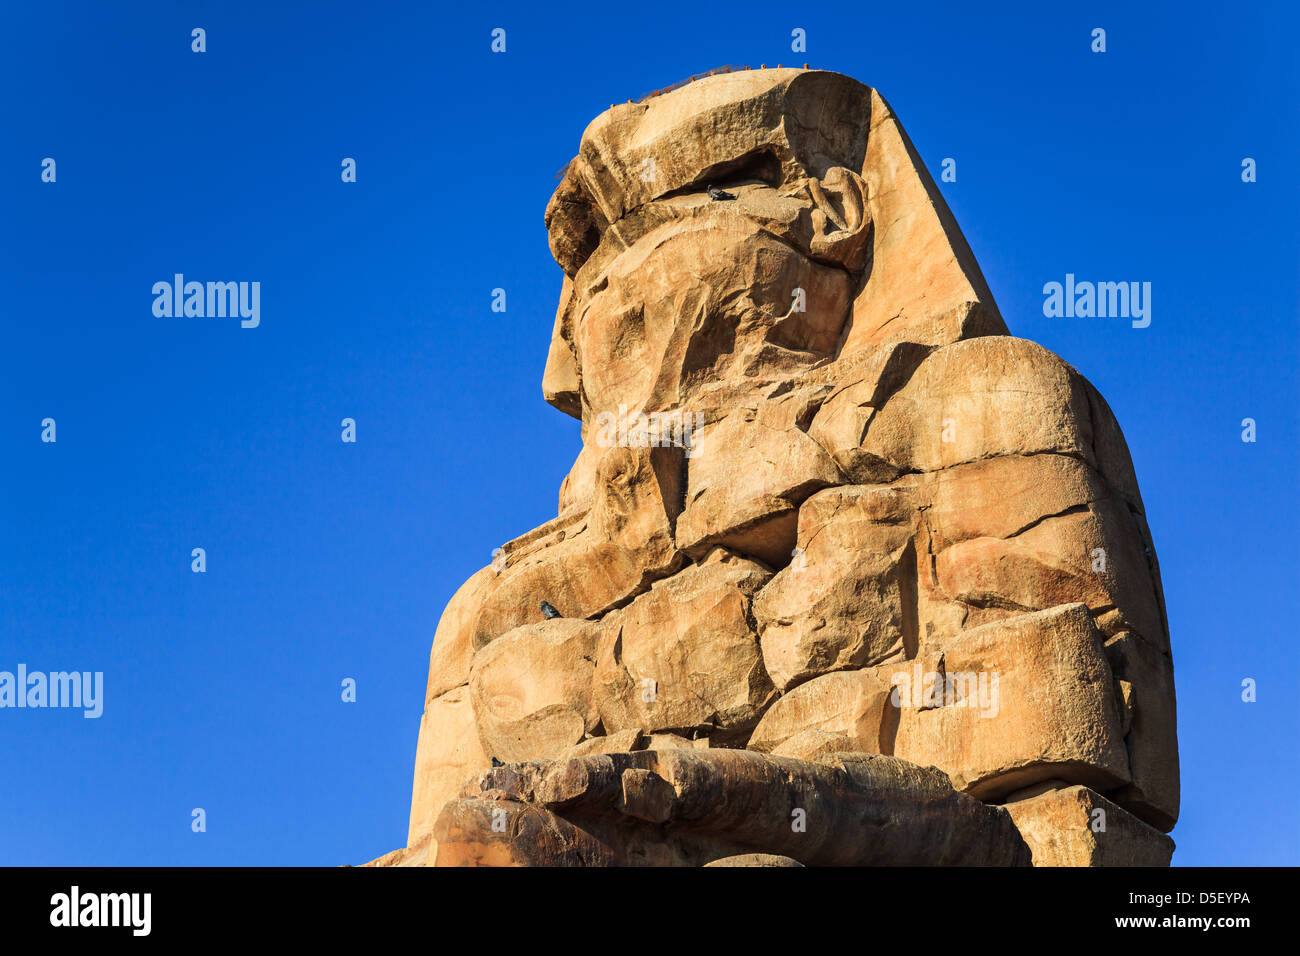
1104 633 1179 831
1003 784 1175 866
749 669 894 753
469 619 603 763
754 485 916 690
594 551 774 740
676 411 843 567
891 603 1131 800
704 854 805 867
434 749 1030 866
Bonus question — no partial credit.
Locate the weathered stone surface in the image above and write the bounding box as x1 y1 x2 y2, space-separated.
769 729 856 763
644 732 713 751
375 67 1178 869
470 444 685 648
546 71 1009 431
557 438 602 513
571 213 861 421
932 499 1163 646
469 619 603 763
548 71 1003 363
749 669 894 754
554 70 872 239
1003 784 1175 866
918 453 1104 552
842 87 1006 352
1104 632 1180 831
433 749 1030 866
594 550 775 741
753 486 916 691
559 728 643 759
891 603 1131 800
902 452 1166 656
676 411 843 567
704 853 805 867
805 341 931 482
861 337 1095 473
424 567 496 703
542 275 582 418
407 685 491 852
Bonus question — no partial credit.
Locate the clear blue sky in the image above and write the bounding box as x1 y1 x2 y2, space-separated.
1 1 1296 866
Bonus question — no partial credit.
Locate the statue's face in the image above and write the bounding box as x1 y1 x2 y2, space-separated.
566 185 867 420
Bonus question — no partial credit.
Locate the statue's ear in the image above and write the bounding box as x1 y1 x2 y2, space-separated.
803 167 872 274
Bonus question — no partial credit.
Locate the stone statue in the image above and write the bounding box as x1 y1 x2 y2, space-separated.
367 68 1178 867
